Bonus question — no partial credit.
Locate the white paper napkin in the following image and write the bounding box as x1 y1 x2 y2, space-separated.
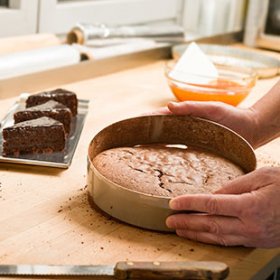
169 42 218 85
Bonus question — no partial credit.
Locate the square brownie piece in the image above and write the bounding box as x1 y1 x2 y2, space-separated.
2 117 66 156
26 88 78 116
14 100 72 134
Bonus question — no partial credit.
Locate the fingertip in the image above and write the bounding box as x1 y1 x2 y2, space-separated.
175 229 186 238
168 101 201 115
165 216 173 228
142 106 171 116
169 198 179 210
167 101 179 110
213 187 226 194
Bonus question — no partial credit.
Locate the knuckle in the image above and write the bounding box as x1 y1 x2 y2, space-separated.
209 101 225 108
242 198 259 218
192 231 199 242
207 217 221 234
177 230 199 242
207 102 225 116
170 215 190 230
216 235 228 246
257 167 274 181
180 218 190 229
175 229 185 238
206 197 219 214
245 207 257 218
256 227 268 239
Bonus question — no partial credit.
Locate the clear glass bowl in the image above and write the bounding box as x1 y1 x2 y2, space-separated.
165 61 257 106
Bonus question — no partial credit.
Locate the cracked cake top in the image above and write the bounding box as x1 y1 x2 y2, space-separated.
92 144 244 198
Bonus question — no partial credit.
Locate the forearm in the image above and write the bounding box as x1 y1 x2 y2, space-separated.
251 79 280 148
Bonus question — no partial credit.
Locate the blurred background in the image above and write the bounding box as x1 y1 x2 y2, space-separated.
0 0 279 81
0 0 247 38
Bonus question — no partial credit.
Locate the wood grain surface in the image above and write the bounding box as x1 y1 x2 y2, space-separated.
0 56 280 280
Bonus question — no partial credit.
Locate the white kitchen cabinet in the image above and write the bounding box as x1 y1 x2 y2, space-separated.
38 0 183 34
0 0 38 37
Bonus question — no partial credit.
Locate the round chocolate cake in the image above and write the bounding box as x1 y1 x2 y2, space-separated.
93 144 244 198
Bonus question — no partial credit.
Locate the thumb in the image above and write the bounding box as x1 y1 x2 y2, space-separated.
167 101 229 123
141 106 172 116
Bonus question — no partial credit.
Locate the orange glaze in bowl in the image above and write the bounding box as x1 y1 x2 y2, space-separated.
166 62 257 106
169 79 251 106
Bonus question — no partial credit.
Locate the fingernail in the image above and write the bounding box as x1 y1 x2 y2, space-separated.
214 187 225 194
165 216 174 228
169 199 178 210
168 101 178 108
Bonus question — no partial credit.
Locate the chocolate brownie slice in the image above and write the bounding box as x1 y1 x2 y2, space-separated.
14 100 72 134
2 117 65 156
26 88 78 116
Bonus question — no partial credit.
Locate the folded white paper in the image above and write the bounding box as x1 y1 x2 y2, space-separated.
169 42 218 84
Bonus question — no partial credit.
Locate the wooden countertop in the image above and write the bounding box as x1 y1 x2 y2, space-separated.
0 56 280 280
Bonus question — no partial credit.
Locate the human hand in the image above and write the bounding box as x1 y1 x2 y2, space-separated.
152 101 260 148
166 167 280 248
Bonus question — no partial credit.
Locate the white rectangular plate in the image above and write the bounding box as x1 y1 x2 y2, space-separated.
0 97 89 168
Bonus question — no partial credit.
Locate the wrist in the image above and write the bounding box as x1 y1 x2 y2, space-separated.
247 107 262 148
